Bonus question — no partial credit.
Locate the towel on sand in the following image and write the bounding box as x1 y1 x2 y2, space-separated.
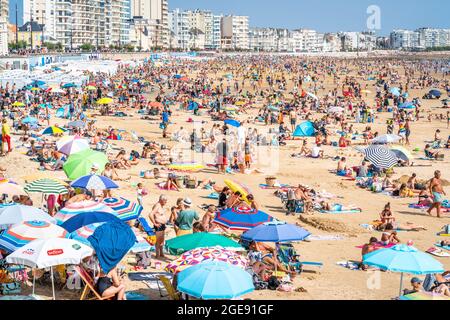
355 242 395 249
306 235 344 241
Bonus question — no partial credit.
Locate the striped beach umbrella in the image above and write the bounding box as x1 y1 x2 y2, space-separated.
56 136 90 155
0 179 28 197
71 175 119 191
24 179 68 195
54 200 114 225
213 206 274 231
390 146 414 162
0 221 68 253
101 197 143 221
41 126 67 135
0 205 56 229
361 145 398 169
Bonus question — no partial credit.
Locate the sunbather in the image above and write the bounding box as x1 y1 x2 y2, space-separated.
95 265 127 300
361 237 380 271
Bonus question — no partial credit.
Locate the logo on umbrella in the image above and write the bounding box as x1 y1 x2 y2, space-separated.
22 248 35 255
47 249 64 256
72 244 81 250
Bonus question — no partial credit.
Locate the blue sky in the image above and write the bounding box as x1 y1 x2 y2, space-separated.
169 0 450 35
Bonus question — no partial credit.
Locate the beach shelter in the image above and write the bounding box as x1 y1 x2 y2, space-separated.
54 200 114 225
165 247 248 274
41 126 67 136
390 146 414 162
241 221 310 243
61 212 121 233
6 238 93 300
293 121 316 137
63 149 108 180
0 179 28 197
165 233 243 255
360 145 398 169
371 134 402 145
363 243 444 296
390 87 401 96
24 179 68 195
177 260 254 300
57 136 90 155
21 116 38 125
56 105 70 119
70 175 119 191
101 197 143 221
213 206 274 231
0 205 56 229
0 221 68 253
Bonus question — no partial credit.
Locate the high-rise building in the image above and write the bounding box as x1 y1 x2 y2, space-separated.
0 0 8 55
131 0 168 48
105 0 131 47
221 15 249 50
203 10 222 50
390 30 421 50
22 0 56 43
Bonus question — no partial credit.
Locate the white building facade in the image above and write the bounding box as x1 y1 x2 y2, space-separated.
221 15 249 50
0 0 8 55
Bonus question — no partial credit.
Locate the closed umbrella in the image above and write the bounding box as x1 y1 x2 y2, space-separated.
70 175 119 191
0 221 68 253
177 260 254 300
24 179 68 195
101 197 143 221
363 243 444 296
54 200 114 225
63 149 108 180
165 233 243 255
0 205 56 229
371 134 402 145
361 145 398 169
213 207 274 231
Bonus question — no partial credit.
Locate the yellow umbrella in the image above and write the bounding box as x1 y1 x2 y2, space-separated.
235 101 246 106
11 102 25 107
85 86 97 91
96 98 113 105
31 87 41 91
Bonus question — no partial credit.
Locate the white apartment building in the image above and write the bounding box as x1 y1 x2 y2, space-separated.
221 15 249 50
131 0 169 48
168 8 190 50
104 0 131 47
249 27 278 51
0 0 8 55
339 31 377 51
203 11 222 50
417 28 450 48
276 29 290 52
322 33 342 52
390 30 421 50
290 29 321 52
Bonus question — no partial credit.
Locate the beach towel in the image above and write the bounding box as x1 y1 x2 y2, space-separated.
204 192 219 200
125 291 150 300
259 184 290 190
305 235 344 241
336 260 360 270
319 209 361 214
426 247 450 257
128 272 172 282
88 220 136 274
435 243 450 251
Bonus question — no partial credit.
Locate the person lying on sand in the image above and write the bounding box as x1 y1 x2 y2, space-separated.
360 237 380 271
248 241 296 277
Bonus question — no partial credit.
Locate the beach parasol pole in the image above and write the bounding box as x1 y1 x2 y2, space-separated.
399 272 404 297
32 269 35 295
50 266 56 300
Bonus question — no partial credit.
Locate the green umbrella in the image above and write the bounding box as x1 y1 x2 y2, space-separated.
63 149 108 180
165 232 244 255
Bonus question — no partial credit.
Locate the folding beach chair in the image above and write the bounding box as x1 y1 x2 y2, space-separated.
276 243 323 273
75 266 115 301
137 217 156 236
157 275 182 300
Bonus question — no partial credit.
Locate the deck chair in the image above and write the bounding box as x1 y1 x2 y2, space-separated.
276 243 323 273
157 275 182 300
75 266 115 301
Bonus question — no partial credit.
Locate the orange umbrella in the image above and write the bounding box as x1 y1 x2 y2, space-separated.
149 102 163 108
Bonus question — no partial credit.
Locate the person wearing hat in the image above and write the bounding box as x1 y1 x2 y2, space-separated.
175 198 199 236
403 277 423 296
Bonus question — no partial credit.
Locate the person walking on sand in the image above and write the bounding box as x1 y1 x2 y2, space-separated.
1 119 12 155
427 170 446 218
149 195 168 259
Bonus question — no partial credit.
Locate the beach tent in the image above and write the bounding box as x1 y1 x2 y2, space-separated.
293 121 316 137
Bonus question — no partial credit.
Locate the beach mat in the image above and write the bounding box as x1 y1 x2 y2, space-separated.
319 209 361 214
435 243 450 251
426 247 450 257
305 235 344 241
203 192 219 200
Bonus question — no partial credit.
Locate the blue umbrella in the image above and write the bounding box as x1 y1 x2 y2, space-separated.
399 102 415 109
224 119 241 128
30 80 46 87
39 103 53 109
88 220 136 273
241 221 311 243
213 207 273 231
61 212 122 233
177 260 254 300
70 175 119 191
21 116 38 125
363 243 444 296
390 87 401 96
62 83 76 89
429 89 441 98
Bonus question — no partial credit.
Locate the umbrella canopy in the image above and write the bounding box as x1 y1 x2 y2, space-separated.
0 179 28 197
0 221 68 253
390 146 414 162
41 126 67 135
241 221 310 242
429 89 442 97
62 83 76 89
71 175 119 191
101 197 143 221
54 200 114 225
30 80 46 87
361 145 398 169
213 206 274 231
11 102 25 107
177 260 254 300
57 137 90 155
399 292 450 300
399 102 415 109
63 149 108 180
390 87 401 96
21 116 38 125
165 247 248 274
87 220 136 273
165 232 243 255
96 98 113 105
61 212 122 233
224 119 241 128
0 205 56 229
6 238 93 269
371 134 402 145
24 179 68 195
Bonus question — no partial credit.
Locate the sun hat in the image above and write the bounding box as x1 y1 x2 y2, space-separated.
183 198 192 207
91 163 99 170
411 277 422 284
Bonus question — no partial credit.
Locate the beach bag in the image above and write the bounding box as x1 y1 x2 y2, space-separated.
0 282 21 295
277 282 294 292
136 251 152 268
267 276 281 290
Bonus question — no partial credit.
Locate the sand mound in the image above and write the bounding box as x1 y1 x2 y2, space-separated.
394 175 450 187
299 215 363 235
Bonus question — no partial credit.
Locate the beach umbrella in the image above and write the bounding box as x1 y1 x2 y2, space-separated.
241 221 310 243
167 162 205 173
165 247 249 274
0 205 56 230
61 83 76 89
85 86 97 91
101 197 143 221
399 102 415 109
399 292 450 300
177 260 254 300
70 175 119 191
429 89 441 97
390 87 401 96
61 212 121 233
361 145 398 169
224 119 241 128
21 116 38 125
24 179 68 195
54 200 114 225
363 243 444 296
0 179 28 197
0 221 68 253
57 137 89 155
87 220 136 274
63 149 108 180
165 233 243 255
31 87 40 92
11 102 25 107
213 206 274 231
41 126 67 135
390 146 414 162
96 97 113 105
67 120 86 128
6 238 93 300
371 134 402 145
30 80 46 87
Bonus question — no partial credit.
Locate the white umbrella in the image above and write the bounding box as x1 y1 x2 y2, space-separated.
372 134 402 145
6 238 93 300
0 205 56 229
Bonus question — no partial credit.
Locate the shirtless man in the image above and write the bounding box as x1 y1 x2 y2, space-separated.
294 185 313 213
427 170 446 218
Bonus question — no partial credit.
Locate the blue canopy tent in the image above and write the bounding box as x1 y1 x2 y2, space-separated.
293 121 316 137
